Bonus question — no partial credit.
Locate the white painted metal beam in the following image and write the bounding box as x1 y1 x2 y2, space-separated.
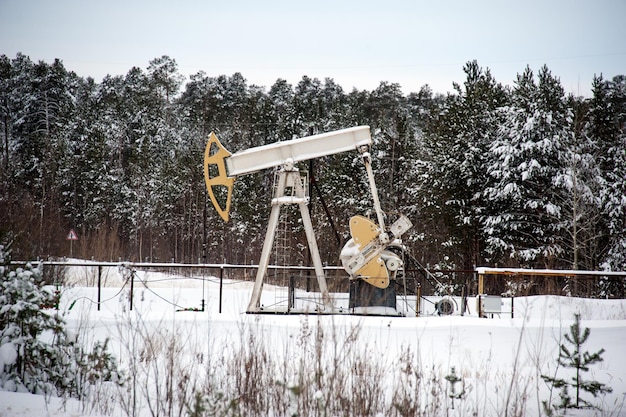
226 126 371 176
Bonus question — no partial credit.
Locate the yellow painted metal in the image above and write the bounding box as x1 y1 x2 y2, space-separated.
350 215 379 245
349 215 389 288
203 132 234 222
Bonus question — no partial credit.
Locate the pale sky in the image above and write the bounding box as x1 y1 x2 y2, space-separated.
1 0 625 96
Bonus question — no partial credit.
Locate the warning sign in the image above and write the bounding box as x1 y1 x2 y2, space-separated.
66 229 78 241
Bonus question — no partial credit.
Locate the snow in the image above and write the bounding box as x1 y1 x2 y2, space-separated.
1 264 625 416
0 343 17 367
0 390 87 417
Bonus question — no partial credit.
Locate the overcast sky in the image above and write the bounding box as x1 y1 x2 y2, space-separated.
1 0 625 96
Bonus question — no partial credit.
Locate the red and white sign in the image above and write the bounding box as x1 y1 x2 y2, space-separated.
66 229 78 241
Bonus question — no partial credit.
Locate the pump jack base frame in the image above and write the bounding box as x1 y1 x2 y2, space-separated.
246 167 334 314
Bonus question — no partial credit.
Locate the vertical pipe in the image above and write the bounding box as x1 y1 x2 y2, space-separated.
97 265 102 311
460 285 466 317
219 266 224 314
129 270 134 311
416 284 421 317
511 296 514 319
201 271 205 312
289 276 295 311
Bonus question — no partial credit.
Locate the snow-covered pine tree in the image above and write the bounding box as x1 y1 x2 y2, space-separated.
0 240 123 398
366 81 419 220
597 75 626 275
551 94 603 273
0 241 70 394
483 66 573 266
420 60 507 268
267 78 296 142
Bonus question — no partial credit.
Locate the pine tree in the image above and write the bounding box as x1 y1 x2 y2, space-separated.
598 75 626 273
552 94 603 273
483 66 572 266
0 241 69 394
542 314 612 414
420 60 507 269
0 240 124 397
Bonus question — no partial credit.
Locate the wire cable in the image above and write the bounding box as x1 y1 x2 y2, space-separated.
130 269 203 311
65 275 131 308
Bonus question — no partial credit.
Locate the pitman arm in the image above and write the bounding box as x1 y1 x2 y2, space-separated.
359 146 389 244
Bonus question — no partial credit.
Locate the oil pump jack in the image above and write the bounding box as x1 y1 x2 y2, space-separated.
203 126 412 314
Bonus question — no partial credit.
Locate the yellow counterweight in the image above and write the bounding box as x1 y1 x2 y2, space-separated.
203 132 234 222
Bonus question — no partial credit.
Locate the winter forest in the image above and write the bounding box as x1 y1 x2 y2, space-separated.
1 53 625 292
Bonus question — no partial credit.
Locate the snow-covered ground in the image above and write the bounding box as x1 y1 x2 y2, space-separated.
1 264 625 417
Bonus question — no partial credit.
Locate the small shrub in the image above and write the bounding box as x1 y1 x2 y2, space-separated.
542 313 612 414
0 241 123 402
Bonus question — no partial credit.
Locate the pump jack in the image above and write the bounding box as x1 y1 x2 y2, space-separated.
204 126 412 314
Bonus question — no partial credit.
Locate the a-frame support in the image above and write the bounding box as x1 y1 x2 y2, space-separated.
247 166 333 313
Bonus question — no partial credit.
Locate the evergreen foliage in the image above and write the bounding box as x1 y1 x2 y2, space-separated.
542 314 612 414
484 66 572 265
0 240 124 398
420 61 507 269
1 53 625 291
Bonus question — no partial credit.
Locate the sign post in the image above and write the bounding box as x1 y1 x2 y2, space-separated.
66 229 78 257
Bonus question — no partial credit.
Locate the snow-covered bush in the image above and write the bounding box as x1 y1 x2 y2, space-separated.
0 242 123 399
